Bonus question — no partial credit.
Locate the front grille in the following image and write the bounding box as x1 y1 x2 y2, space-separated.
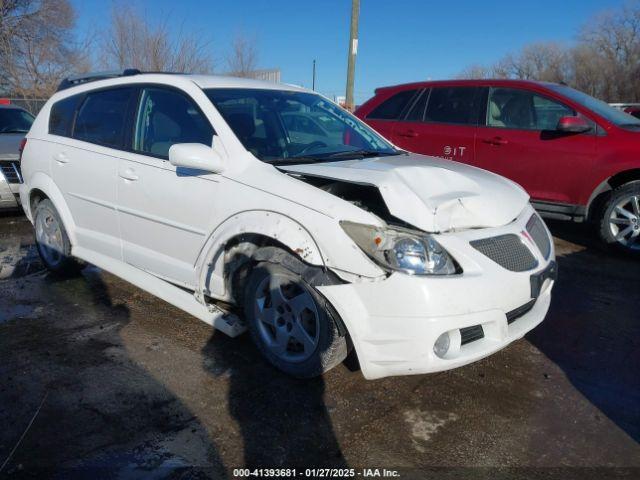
526 214 551 259
460 325 485 345
0 161 22 184
506 299 536 324
470 234 538 272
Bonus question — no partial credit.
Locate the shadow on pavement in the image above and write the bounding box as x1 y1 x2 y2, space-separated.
202 333 348 470
0 261 224 477
527 220 640 442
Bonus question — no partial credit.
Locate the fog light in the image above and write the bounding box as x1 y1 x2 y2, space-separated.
433 332 450 358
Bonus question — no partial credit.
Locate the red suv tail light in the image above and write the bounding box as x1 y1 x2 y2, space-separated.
19 138 27 162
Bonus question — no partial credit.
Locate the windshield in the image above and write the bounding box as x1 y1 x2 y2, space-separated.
0 108 34 134
205 88 399 163
546 84 640 128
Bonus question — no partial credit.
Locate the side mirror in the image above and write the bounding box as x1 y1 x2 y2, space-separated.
169 142 225 174
556 115 591 133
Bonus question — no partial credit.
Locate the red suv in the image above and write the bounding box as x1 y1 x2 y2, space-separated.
356 80 640 254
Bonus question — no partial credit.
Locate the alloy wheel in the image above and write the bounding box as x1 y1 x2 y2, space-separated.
35 207 64 267
608 194 640 250
253 273 320 363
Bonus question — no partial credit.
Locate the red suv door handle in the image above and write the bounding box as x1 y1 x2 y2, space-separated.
397 129 419 138
482 136 509 146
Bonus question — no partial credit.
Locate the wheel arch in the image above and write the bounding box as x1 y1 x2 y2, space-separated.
25 173 77 245
194 210 326 302
586 168 640 221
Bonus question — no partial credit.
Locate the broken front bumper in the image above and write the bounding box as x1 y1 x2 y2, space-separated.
319 267 553 380
318 206 555 380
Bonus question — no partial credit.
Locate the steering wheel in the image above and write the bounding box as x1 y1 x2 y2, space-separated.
296 141 327 156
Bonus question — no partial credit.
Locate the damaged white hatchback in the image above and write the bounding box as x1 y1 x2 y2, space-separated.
19 72 556 379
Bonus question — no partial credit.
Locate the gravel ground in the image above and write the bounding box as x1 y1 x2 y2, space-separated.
0 214 638 479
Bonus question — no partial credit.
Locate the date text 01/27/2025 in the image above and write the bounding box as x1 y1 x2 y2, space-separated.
232 468 401 478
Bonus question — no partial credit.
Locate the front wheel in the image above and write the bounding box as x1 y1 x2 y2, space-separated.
598 181 640 255
242 254 348 378
34 199 84 276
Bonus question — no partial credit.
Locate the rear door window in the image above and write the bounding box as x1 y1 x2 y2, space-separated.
367 89 419 120
73 88 136 148
425 87 480 125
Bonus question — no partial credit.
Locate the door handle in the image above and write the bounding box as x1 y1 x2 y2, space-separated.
482 137 508 146
397 129 419 138
119 169 139 181
53 152 69 164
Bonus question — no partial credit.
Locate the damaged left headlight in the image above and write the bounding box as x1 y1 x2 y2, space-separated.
341 221 459 275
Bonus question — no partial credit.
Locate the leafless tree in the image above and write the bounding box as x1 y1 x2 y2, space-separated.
226 34 259 77
101 4 213 73
457 2 640 102
579 3 640 101
0 0 90 101
456 64 493 79
459 43 569 82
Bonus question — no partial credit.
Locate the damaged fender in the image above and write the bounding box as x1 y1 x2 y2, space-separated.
194 210 325 302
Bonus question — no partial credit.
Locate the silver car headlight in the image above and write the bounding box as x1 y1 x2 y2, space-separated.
341 221 459 275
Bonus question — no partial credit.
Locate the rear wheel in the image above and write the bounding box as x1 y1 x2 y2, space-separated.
34 199 84 276
598 181 640 255
242 251 348 378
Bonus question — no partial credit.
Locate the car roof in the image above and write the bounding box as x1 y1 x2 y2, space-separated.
187 74 305 91
54 72 307 97
373 78 562 94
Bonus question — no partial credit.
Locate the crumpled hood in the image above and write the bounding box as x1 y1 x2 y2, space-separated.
281 153 529 232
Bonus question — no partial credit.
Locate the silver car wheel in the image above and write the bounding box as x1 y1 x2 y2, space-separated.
35 206 64 267
608 194 640 250
253 273 320 363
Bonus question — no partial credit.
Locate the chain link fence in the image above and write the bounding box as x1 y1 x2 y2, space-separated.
4 98 48 115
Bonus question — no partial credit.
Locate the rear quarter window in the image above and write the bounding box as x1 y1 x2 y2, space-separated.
366 89 418 120
49 95 81 137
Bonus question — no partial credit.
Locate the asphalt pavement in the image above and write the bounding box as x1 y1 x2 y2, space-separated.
0 214 638 479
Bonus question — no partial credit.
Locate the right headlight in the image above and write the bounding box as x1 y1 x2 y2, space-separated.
341 221 459 275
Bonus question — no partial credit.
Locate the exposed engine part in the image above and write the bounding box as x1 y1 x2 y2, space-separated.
290 174 413 228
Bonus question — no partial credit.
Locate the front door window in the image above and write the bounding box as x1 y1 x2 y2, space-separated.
486 88 575 131
134 87 213 158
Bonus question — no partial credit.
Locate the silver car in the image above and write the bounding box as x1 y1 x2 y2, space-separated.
0 104 34 210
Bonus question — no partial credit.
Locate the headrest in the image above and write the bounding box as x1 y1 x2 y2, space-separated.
152 111 181 139
227 113 256 139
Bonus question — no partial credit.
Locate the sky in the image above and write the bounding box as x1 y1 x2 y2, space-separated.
71 0 628 104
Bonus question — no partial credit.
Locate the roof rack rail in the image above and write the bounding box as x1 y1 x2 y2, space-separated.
56 69 141 92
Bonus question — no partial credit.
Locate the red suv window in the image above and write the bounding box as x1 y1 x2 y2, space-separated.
486 87 575 130
366 89 418 120
424 87 481 125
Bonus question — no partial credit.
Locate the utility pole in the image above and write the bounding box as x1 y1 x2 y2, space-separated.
312 59 316 91
345 0 360 111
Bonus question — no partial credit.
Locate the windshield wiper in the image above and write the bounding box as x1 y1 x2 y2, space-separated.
619 123 640 128
323 149 400 159
270 149 404 166
270 157 324 166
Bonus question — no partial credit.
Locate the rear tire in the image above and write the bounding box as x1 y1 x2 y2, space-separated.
242 250 348 378
34 199 84 276
597 181 640 256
